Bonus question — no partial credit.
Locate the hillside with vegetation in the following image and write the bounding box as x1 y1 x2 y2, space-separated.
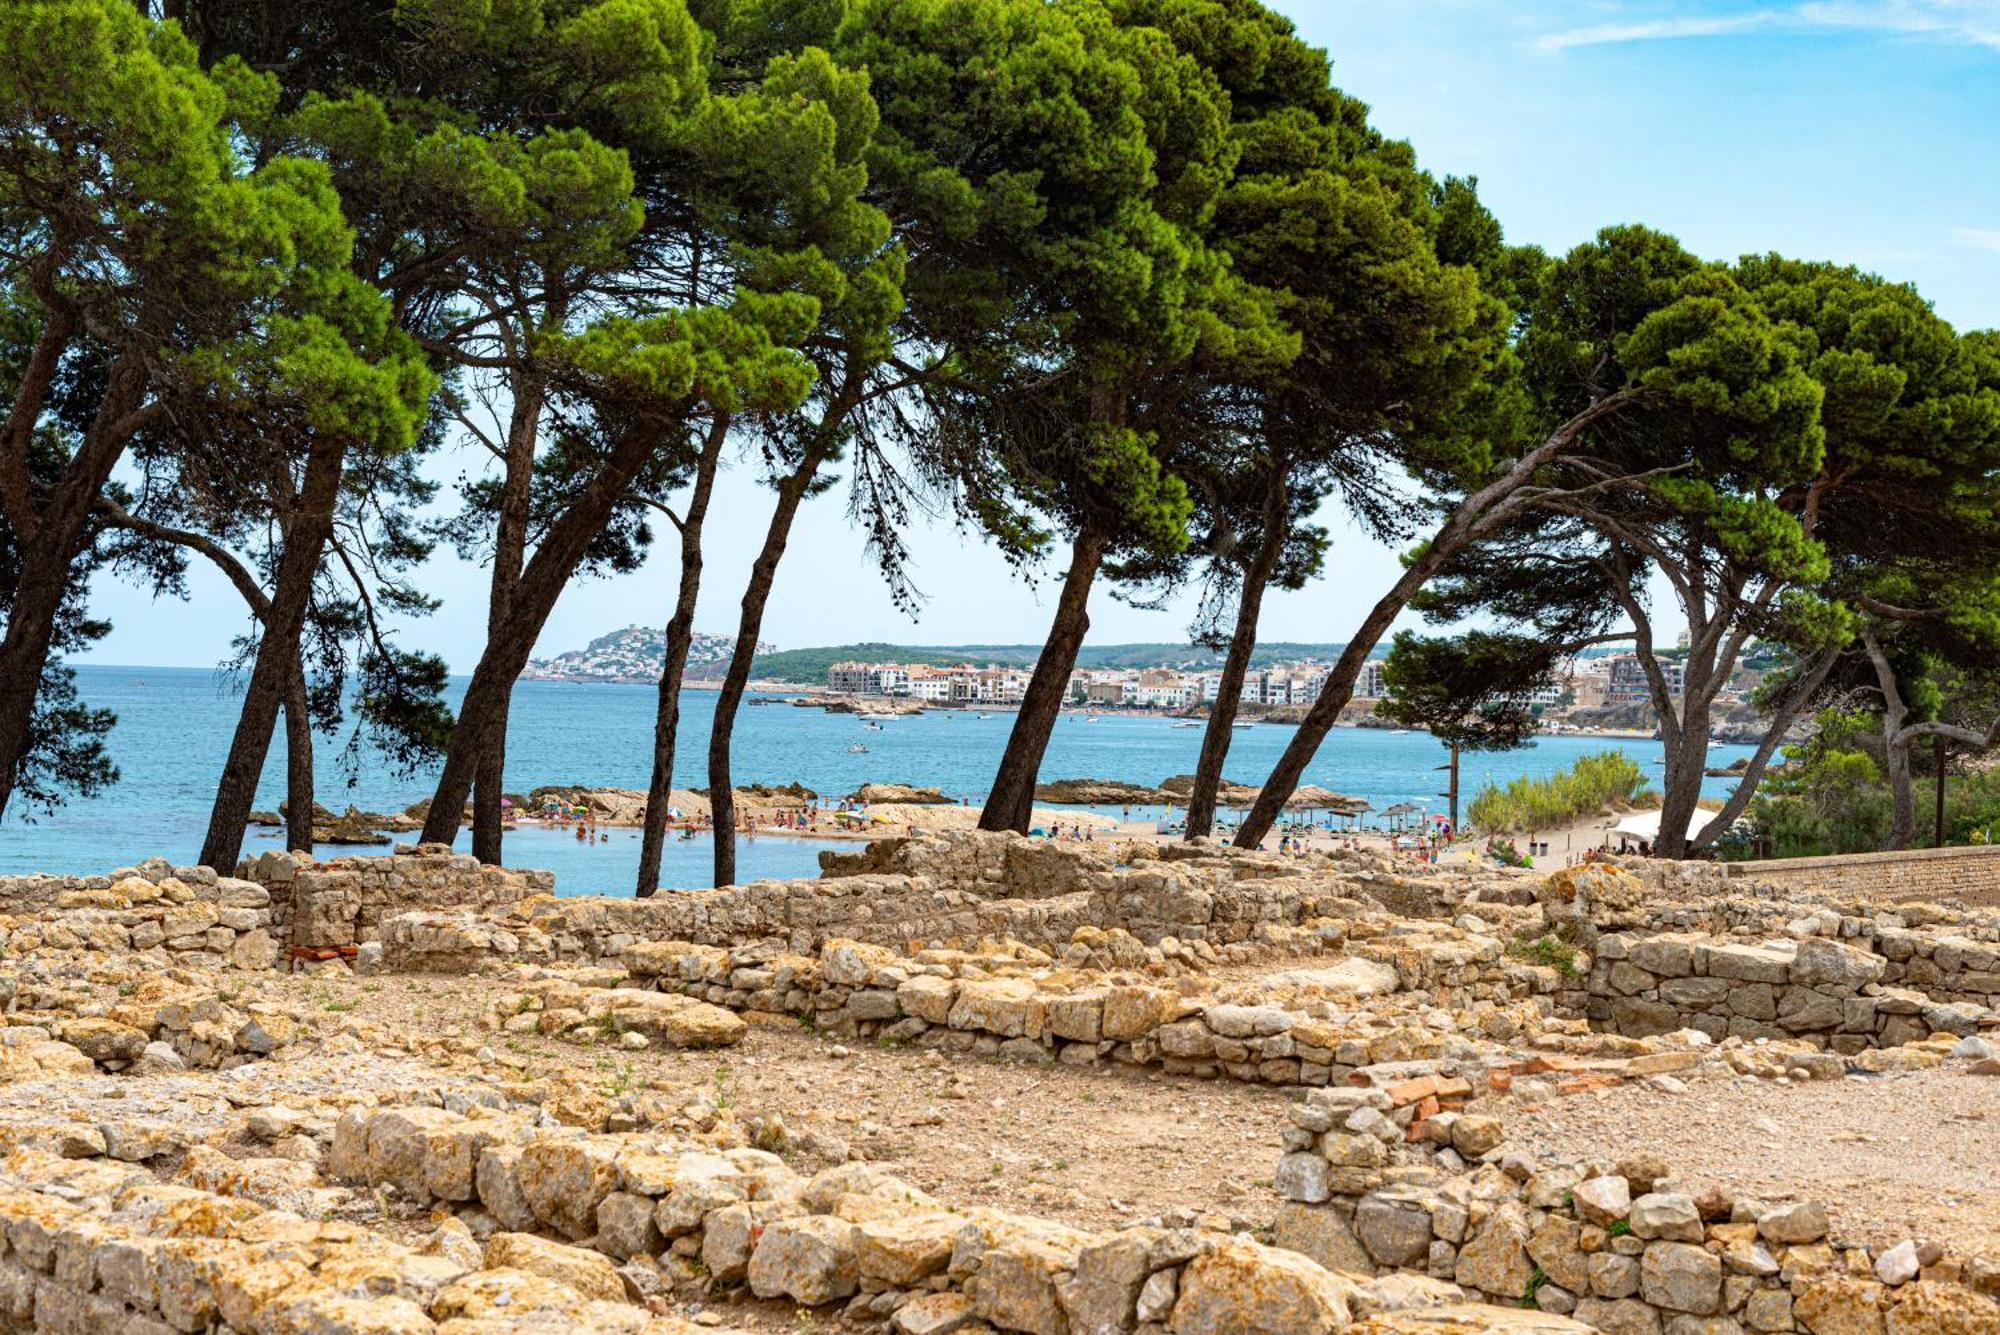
747 640 1355 684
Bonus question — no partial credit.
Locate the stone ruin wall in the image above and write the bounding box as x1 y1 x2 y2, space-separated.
1539 862 2000 1053
1577 931 1997 1050
239 847 552 951
238 831 1490 964
0 859 281 971
8 838 1997 1061
1270 1088 2000 1333
383 924 1559 1092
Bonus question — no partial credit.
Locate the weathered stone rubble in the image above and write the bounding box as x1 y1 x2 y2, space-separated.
1273 1081 2000 1331
0 1146 732 1333
0 836 1994 1332
321 1099 1568 1335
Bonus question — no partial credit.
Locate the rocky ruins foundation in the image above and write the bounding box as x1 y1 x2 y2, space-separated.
0 833 1990 1333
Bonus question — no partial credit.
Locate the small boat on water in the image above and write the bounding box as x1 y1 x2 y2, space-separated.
1173 720 1200 729
863 721 884 731
1233 721 1256 729
847 743 869 753
977 713 993 720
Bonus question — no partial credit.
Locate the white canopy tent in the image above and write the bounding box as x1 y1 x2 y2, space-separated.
1608 808 1736 846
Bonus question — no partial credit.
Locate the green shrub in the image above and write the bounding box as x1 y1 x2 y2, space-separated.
1469 751 1648 833
1509 934 1581 978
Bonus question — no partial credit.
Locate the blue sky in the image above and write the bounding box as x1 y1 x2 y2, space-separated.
83 0 2000 670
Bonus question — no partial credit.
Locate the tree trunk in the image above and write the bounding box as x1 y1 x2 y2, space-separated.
284 661 314 851
472 381 545 865
1186 471 1286 840
420 429 657 845
1883 730 1918 851
0 551 73 820
1684 647 1837 852
709 454 819 889
0 354 148 822
1863 631 1919 850
1651 727 1709 861
636 418 727 898
199 437 346 871
1232 553 1447 848
980 529 1108 835
1227 392 1654 850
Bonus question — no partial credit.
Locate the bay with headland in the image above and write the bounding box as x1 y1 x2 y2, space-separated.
0 665 1753 891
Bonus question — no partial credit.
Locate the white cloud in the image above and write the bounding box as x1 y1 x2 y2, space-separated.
1535 1 2000 54
1798 1 2000 51
1533 13 1777 52
1952 227 2000 255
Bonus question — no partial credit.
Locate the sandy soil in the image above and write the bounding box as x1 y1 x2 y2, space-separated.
329 970 1296 1233
320 969 2000 1258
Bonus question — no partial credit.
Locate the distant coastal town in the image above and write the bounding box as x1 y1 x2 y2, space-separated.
824 651 1730 721
522 624 1774 739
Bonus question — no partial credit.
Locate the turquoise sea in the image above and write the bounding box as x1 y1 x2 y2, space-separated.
0 665 1755 892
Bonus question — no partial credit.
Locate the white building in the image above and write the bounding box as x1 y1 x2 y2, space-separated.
1356 661 1387 700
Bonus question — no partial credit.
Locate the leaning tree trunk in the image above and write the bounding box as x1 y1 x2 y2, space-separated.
1186 472 1287 840
199 438 346 872
420 430 657 846
635 419 727 897
1883 727 1919 851
1233 551 1448 848
471 381 545 865
980 529 1109 835
709 455 820 889
283 661 314 852
1856 630 1920 850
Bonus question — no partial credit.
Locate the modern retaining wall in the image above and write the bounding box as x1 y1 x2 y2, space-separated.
1717 843 2000 906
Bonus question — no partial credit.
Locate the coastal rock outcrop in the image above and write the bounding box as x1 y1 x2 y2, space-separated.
1033 778 1168 805
849 783 950 804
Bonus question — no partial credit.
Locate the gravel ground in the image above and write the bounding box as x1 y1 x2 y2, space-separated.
1509 1065 2000 1252
331 972 1301 1233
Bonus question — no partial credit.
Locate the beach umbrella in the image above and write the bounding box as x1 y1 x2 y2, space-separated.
1287 786 1370 815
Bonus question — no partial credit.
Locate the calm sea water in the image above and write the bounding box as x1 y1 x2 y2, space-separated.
0 665 1753 892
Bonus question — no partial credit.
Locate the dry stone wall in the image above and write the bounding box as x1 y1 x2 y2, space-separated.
447 927 1560 1092
0 1147 731 1335
1272 1090 2000 1332
240 832 1531 962
240 846 551 951
322 1100 1593 1335
1581 931 1998 1049
0 860 279 971
1716 842 2000 905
